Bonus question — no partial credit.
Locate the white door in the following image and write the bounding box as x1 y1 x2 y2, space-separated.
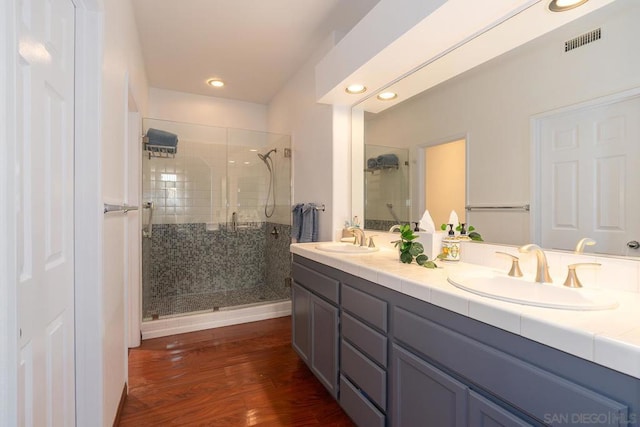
16 0 76 425
539 95 640 255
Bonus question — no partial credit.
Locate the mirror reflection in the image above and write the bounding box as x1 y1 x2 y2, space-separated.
363 145 410 231
358 0 640 257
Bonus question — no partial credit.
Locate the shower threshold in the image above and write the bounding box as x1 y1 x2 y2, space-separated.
143 284 290 321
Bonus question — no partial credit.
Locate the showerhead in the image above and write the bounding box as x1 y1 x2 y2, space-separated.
257 148 277 171
258 148 276 173
258 148 277 160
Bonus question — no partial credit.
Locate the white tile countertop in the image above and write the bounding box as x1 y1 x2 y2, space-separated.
291 236 640 379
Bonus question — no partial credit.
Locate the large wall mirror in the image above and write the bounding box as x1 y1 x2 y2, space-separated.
353 0 640 257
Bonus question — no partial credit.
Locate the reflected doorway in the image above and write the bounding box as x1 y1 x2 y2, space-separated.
424 139 466 227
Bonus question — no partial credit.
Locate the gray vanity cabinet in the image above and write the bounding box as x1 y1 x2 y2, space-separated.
391 342 535 426
291 255 639 427
291 282 311 363
340 283 389 426
391 344 468 427
291 262 340 398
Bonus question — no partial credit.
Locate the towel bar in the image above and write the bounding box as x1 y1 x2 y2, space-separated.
104 203 139 214
465 204 530 211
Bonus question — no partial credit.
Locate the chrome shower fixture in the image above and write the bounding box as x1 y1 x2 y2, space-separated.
258 148 277 218
257 148 277 162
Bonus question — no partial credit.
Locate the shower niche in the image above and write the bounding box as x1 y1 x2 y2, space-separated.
141 118 292 321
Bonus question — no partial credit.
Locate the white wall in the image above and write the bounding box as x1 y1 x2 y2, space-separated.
364 2 640 245
268 33 350 242
100 0 148 424
148 88 268 130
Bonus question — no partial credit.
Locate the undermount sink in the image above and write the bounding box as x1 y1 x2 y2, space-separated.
447 271 618 310
316 242 379 254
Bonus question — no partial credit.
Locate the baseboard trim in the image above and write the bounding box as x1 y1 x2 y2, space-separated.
112 383 128 427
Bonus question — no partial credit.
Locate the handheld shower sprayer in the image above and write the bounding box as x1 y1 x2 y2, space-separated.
258 148 277 161
257 148 278 217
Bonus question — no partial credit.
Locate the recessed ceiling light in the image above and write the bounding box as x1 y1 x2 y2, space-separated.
207 79 225 88
229 160 235 164
377 92 398 101
548 0 589 12
249 149 258 152
244 161 250 165
345 84 367 94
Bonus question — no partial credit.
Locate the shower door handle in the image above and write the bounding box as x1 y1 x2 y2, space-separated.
142 201 153 238
231 212 238 232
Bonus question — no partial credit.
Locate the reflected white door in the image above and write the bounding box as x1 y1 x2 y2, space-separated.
16 0 76 425
539 95 640 255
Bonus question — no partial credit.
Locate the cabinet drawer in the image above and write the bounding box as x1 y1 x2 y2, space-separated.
292 262 339 304
393 307 629 424
341 340 386 410
340 375 385 427
342 312 387 367
342 284 387 332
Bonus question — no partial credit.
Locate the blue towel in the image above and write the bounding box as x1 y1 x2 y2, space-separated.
377 153 399 167
146 128 178 147
292 203 304 241
300 204 319 243
292 203 319 243
367 158 378 169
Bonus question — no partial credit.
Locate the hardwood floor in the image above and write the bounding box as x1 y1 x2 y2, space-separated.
119 316 355 426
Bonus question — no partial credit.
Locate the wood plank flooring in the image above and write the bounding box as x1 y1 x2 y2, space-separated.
119 316 355 426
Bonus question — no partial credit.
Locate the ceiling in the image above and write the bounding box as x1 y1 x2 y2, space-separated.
131 0 381 105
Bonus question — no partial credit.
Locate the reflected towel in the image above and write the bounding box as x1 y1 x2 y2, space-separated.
146 128 178 147
376 153 399 167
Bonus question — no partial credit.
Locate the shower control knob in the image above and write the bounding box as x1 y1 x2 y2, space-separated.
627 240 640 250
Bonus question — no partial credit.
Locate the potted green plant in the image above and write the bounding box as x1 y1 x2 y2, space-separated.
440 223 483 241
392 224 438 268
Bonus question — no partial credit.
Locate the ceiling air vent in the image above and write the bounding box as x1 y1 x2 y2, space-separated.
565 28 601 52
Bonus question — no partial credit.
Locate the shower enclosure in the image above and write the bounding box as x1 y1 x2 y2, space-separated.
141 118 292 321
364 144 410 230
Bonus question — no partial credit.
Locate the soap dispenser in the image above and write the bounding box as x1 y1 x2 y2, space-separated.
447 224 455 236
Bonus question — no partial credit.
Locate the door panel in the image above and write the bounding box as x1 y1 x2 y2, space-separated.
539 95 640 255
16 0 76 425
391 345 468 427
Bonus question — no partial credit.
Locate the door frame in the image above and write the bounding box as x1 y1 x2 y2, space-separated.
530 86 640 246
0 0 105 425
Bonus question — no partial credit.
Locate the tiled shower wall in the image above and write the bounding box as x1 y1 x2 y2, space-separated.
142 222 291 308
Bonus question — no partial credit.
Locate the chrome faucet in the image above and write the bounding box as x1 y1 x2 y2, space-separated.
518 244 552 283
348 227 366 247
389 224 402 232
575 237 596 254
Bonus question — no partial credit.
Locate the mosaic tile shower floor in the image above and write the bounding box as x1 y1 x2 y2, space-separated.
143 284 291 320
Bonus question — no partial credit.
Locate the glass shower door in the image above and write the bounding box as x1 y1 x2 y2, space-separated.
140 119 291 321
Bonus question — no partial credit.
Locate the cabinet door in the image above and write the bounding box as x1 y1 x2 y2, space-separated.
311 294 339 398
391 345 467 427
292 282 311 363
469 391 534 427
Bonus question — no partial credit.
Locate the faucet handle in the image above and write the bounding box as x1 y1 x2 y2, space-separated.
563 263 601 288
367 236 377 248
495 252 523 277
